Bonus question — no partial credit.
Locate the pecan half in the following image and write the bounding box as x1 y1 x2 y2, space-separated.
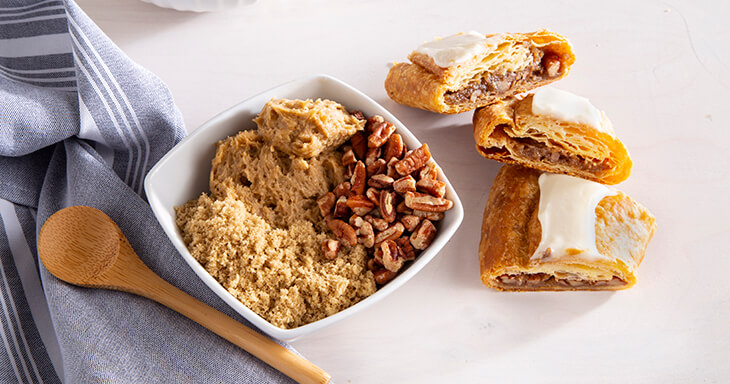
379 190 397 223
410 219 436 250
373 269 396 285
542 53 561 78
342 148 357 167
400 214 421 232
333 181 351 198
393 175 416 193
404 191 453 212
416 177 446 198
350 161 367 195
394 143 431 176
326 217 357 246
346 195 375 216
368 174 394 189
350 110 366 121
364 214 389 231
386 157 399 178
374 222 404 244
396 201 413 215
368 121 396 148
381 240 404 273
365 147 381 166
333 196 350 218
366 188 381 206
396 237 416 261
367 158 386 175
350 132 367 160
412 209 444 221
322 239 340 260
383 133 405 161
317 192 336 217
419 161 439 181
350 215 375 248
366 115 385 134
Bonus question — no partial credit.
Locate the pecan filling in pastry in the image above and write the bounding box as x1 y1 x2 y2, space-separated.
384 30 575 114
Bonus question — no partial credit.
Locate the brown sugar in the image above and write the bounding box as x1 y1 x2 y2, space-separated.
175 99 376 329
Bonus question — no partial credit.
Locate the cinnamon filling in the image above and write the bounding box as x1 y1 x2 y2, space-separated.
444 51 562 105
497 273 625 288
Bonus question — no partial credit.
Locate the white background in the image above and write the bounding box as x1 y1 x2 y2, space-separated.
75 0 730 382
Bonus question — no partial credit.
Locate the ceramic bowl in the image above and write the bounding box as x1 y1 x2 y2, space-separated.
145 74 464 340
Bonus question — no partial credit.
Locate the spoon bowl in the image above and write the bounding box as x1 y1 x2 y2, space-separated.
38 206 330 384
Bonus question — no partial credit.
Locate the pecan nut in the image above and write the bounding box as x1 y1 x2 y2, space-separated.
368 121 396 148
333 181 351 198
383 133 405 161
410 219 436 250
326 217 357 246
350 132 367 160
316 192 335 217
366 158 386 175
364 214 389 232
381 240 404 273
394 143 431 176
333 196 350 218
379 190 397 223
350 110 366 121
350 161 367 195
400 214 421 232
346 195 375 216
373 269 397 285
404 191 453 212
393 175 417 193
416 177 446 198
322 239 340 260
374 222 404 245
396 236 416 261
368 174 394 189
412 209 444 221
342 148 357 167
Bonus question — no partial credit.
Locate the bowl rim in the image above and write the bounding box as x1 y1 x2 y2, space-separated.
144 74 464 341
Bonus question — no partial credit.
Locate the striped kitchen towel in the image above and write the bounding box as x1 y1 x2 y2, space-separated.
0 1 295 382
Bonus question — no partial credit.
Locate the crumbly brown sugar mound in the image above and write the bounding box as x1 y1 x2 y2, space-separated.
175 98 376 329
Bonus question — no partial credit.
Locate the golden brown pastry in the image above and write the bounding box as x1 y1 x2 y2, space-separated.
473 89 632 184
384 30 575 114
479 165 656 291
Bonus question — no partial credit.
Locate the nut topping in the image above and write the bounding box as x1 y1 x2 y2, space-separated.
326 216 357 247
374 222 404 245
368 174 394 189
321 239 340 260
394 143 431 176
404 191 453 213
333 181 351 198
350 110 366 121
321 112 454 284
393 175 416 193
350 161 367 195
410 219 436 250
346 195 375 216
381 240 404 273
333 196 350 218
400 214 421 232
350 132 367 160
383 133 405 161
316 192 336 217
368 121 396 148
379 190 397 223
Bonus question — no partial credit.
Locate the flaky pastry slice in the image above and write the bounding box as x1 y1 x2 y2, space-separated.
473 88 632 184
384 30 575 114
479 165 656 291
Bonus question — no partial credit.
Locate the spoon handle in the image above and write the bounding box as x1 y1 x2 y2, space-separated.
127 267 331 384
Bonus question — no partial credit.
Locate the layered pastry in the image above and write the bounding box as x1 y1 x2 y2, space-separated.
384 30 575 114
473 88 632 184
479 165 656 291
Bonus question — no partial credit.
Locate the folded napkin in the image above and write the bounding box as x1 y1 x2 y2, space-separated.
0 1 295 382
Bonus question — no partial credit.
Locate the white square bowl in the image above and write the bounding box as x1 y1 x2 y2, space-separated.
144 74 464 341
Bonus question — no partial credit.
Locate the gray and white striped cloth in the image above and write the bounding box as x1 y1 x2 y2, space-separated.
0 0 296 382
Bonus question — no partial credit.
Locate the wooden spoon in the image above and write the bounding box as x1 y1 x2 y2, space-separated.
38 206 331 384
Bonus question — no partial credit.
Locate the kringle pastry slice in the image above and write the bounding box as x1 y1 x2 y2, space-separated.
384 30 575 114
479 165 656 291
473 88 632 184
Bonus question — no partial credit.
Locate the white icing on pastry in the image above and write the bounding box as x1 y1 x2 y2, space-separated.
530 173 617 263
531 88 611 133
415 31 497 68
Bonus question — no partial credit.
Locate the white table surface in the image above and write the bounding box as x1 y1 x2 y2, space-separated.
74 0 730 382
